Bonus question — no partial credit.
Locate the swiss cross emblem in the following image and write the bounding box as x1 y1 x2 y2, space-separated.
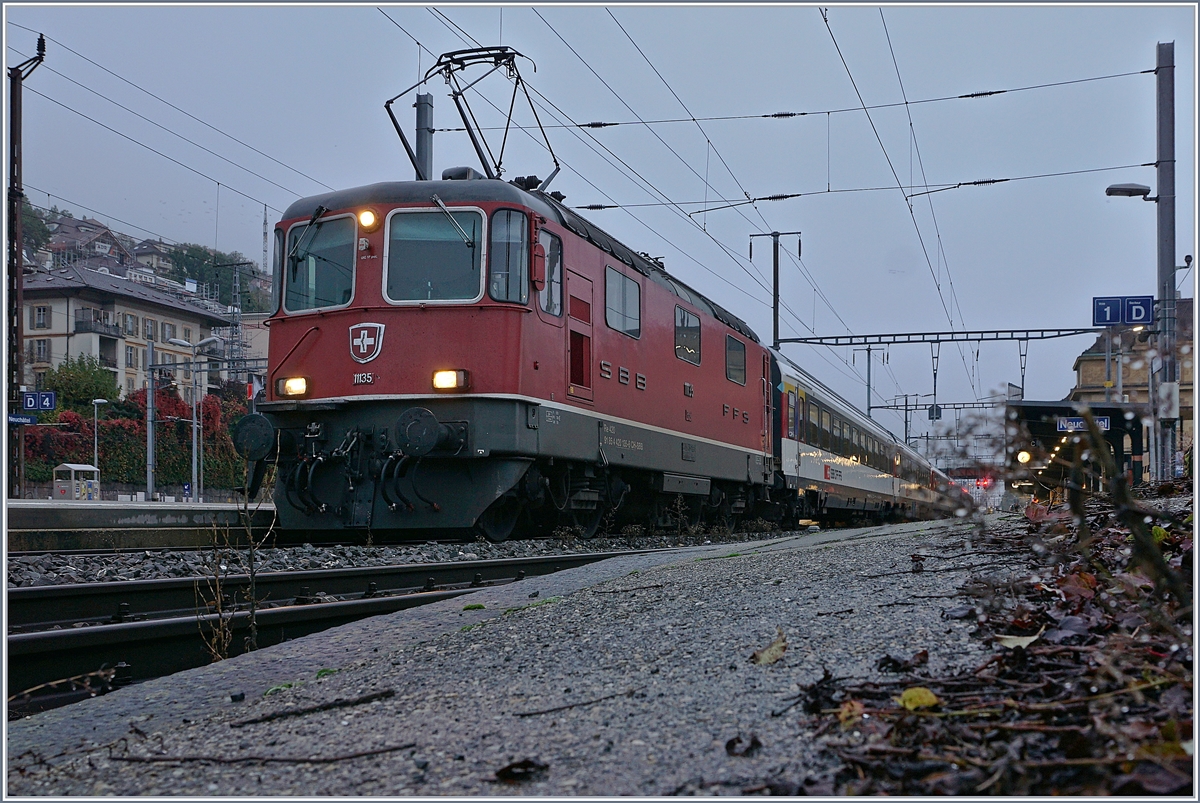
349 323 385 364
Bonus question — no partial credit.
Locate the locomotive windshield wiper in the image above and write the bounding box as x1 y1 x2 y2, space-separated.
430 194 475 249
287 204 330 278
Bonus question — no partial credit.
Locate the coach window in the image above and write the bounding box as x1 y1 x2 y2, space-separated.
286 215 355 311
675 306 701 365
725 335 746 384
538 229 563 316
821 410 832 451
386 209 482 302
786 391 797 439
489 209 528 304
808 402 820 447
833 417 844 456
605 266 641 337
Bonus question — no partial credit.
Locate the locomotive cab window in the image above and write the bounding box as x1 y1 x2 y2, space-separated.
538 229 563 316
605 266 640 338
675 306 700 365
489 209 528 304
385 209 482 302
725 335 746 385
285 215 355 311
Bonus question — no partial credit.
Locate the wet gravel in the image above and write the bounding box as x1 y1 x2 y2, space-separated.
6 526 801 587
7 516 1000 796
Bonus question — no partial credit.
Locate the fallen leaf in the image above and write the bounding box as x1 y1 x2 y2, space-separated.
995 625 1045 649
895 686 940 710
494 758 549 783
725 734 763 756
876 649 929 673
750 627 787 665
837 699 864 729
1043 616 1091 643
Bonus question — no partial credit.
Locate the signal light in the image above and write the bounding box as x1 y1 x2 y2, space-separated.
276 377 309 397
432 370 469 391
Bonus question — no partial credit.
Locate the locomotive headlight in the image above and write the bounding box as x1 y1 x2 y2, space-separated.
432 369 469 391
276 376 309 397
357 209 380 231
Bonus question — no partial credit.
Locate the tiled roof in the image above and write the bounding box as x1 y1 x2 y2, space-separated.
23 266 229 325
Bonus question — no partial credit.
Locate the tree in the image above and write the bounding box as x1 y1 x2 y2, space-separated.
41 355 119 413
167 244 260 308
21 200 51 253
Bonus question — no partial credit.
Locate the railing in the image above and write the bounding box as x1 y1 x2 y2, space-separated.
73 318 123 338
97 355 118 370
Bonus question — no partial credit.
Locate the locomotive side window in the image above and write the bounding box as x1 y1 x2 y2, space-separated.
605 266 641 338
675 306 701 365
271 228 283 313
538 229 563 316
385 210 482 302
725 335 746 384
489 209 528 304
285 216 355 311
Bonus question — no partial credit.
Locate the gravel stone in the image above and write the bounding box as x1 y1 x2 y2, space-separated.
8 516 1017 795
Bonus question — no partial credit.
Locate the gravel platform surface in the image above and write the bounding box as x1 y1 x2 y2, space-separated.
7 514 1013 796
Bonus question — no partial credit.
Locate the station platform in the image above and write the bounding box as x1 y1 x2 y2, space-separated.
4 500 276 551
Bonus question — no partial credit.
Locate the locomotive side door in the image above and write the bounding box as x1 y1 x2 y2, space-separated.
566 270 594 402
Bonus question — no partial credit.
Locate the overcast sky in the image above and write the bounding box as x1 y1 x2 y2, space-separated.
5 3 1196 446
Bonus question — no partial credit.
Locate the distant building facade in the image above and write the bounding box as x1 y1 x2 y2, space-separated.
23 266 229 403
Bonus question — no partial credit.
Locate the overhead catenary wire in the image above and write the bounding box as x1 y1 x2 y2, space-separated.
24 184 184 246
23 86 287 215
7 45 307 199
822 8 975 402
425 65 1152 132
879 9 974 398
574 162 1155 209
7 21 335 193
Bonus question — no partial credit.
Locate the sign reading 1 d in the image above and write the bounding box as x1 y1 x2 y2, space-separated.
1093 296 1154 327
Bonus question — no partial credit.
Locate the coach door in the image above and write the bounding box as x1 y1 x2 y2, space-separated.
566 270 593 402
760 353 772 465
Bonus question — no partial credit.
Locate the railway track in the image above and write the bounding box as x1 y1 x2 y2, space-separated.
8 548 680 717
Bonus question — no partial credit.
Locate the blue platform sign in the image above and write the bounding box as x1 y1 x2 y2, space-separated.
1093 295 1155 327
23 391 57 411
8 414 37 425
1123 296 1154 326
1092 297 1124 326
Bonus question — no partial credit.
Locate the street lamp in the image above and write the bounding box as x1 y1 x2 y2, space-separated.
169 335 221 502
91 398 107 472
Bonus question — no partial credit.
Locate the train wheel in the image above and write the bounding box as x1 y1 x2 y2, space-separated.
476 495 524 543
572 503 605 539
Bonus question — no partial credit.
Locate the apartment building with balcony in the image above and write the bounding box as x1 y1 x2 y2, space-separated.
23 265 229 402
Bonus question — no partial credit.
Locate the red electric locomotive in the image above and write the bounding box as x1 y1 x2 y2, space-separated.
237 174 773 539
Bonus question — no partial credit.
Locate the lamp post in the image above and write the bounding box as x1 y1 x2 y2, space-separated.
1104 41 1178 480
91 398 107 471
169 335 221 503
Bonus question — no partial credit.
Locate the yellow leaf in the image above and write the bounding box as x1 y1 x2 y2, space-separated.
995 625 1045 650
838 699 865 729
750 627 788 665
896 687 940 710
